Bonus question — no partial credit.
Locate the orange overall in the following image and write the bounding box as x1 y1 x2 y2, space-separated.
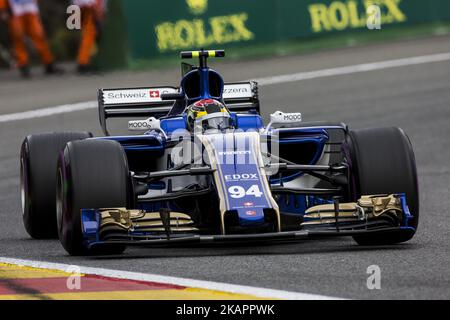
75 0 104 66
0 0 53 68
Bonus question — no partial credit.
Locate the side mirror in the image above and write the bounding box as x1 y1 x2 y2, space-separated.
128 117 161 132
265 111 303 132
270 111 302 124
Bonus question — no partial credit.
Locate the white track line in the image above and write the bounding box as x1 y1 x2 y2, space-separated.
1 51 449 124
0 101 96 123
0 257 341 300
253 51 450 85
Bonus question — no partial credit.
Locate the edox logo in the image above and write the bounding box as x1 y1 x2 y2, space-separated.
186 0 208 15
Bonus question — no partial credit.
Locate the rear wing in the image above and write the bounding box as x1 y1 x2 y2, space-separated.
98 82 259 135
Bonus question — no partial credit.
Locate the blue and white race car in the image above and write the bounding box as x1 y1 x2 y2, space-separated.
20 50 419 256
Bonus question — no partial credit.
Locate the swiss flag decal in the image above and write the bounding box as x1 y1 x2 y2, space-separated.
149 90 160 98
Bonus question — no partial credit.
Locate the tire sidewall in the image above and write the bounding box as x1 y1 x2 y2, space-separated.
57 146 81 254
20 138 35 236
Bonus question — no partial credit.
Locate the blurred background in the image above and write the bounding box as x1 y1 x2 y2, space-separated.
0 1 76 69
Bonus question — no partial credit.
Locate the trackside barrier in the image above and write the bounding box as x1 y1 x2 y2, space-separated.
97 0 450 69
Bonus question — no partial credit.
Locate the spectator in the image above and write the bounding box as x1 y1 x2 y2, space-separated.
73 0 105 74
0 0 63 78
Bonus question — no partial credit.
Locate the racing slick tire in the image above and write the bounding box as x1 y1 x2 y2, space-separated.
344 127 419 245
57 139 131 256
20 132 92 239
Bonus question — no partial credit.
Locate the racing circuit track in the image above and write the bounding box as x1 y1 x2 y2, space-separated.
1 35 450 299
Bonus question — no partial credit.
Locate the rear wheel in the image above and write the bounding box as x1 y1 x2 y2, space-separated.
344 127 419 245
20 132 92 239
57 139 131 256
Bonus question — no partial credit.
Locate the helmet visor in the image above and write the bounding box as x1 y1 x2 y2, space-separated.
197 115 232 130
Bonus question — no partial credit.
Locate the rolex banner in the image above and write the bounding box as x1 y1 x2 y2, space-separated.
98 0 450 68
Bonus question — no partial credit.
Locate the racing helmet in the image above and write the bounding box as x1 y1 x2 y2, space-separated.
187 99 232 131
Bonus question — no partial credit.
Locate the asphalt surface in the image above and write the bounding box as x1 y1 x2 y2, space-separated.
1 35 450 299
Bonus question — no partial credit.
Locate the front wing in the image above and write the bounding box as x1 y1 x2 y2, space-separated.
81 194 415 249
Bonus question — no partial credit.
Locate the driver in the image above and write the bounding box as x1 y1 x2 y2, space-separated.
186 99 233 132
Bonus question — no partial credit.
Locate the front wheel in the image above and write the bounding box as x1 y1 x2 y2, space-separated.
344 127 419 245
57 139 132 255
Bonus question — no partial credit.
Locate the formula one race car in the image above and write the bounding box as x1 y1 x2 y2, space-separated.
20 50 419 256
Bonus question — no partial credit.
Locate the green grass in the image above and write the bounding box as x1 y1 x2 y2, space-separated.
127 21 450 71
